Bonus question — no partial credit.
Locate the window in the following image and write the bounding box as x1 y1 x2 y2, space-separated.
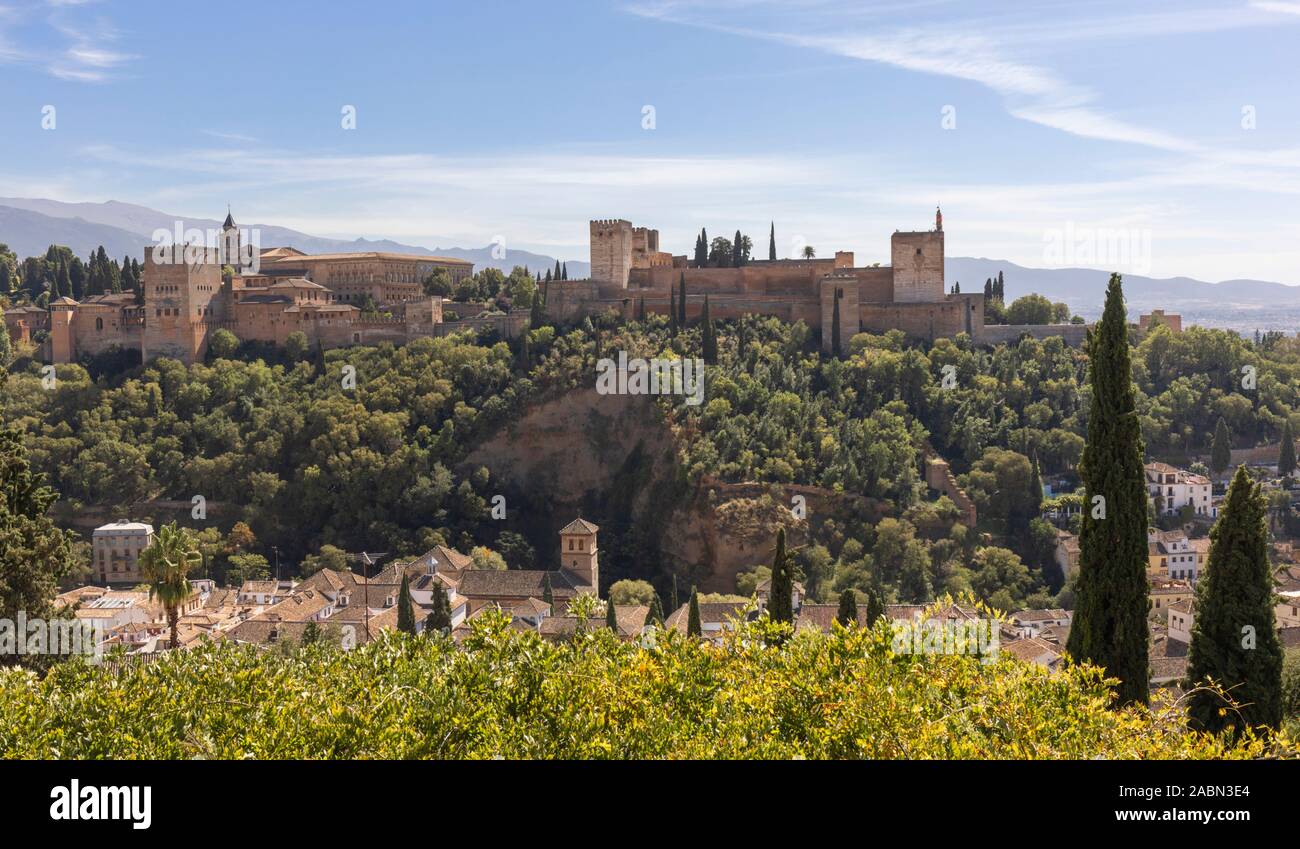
95 317 103 331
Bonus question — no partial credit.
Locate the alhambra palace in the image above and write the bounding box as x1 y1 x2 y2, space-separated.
4 208 1086 364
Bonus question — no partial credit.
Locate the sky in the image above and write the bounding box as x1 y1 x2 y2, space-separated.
1 0 1299 283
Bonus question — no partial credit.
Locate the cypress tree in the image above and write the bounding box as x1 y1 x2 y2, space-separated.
529 292 544 329
606 599 618 632
554 260 561 280
671 575 679 613
0 262 10 296
701 296 717 364
669 290 678 335
396 574 416 635
769 221 776 261
425 580 452 634
732 229 743 267
954 280 960 294
562 262 568 280
1186 466 1283 734
984 278 993 301
1279 419 1296 478
864 587 885 628
646 593 664 627
687 586 701 637
678 273 687 325
767 527 794 624
636 297 645 322
836 589 858 627
542 572 554 614
830 288 842 357
544 268 552 284
517 328 531 370
57 260 71 299
1067 273 1150 706
1028 453 1044 518
1211 417 1232 475
996 271 1005 301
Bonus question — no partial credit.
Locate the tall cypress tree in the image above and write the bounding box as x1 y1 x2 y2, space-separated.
646 593 664 627
1186 466 1283 734
542 572 554 614
635 297 646 322
732 229 743 267
767 527 794 624
1067 273 1150 706
1211 417 1232 475
836 589 858 627
687 586 701 637
562 262 568 280
606 598 618 632
671 575 679 613
396 574 416 635
1279 418 1296 478
864 587 885 628
701 296 717 364
678 273 687 325
769 221 776 261
425 580 452 634
669 289 678 335
1028 453 1044 518
830 288 842 357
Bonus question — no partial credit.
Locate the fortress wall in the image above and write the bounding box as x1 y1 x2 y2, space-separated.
853 267 895 302
70 307 144 357
628 261 835 296
859 297 973 342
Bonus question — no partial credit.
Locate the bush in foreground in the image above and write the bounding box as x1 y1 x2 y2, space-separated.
0 612 1290 759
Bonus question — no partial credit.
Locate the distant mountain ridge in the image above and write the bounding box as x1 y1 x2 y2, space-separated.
0 198 590 279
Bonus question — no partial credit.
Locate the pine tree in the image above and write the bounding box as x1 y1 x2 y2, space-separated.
542 572 554 614
606 599 618 632
1211 417 1232 475
769 221 776 261
678 273 687 325
836 589 858 626
830 288 842 357
767 527 794 624
1186 466 1283 734
1279 418 1296 478
1067 273 1150 706
701 296 717 364
687 586 701 637
396 574 416 635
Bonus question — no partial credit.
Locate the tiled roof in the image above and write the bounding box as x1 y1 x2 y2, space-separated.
559 517 600 535
457 569 581 599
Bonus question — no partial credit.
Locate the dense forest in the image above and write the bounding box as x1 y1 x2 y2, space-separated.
2 287 1299 609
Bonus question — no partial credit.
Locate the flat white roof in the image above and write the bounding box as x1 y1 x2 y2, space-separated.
93 521 154 533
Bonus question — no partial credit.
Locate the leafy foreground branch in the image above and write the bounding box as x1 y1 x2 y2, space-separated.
0 613 1291 760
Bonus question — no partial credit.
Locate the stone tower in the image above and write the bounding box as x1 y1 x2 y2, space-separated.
49 296 77 363
141 233 226 364
589 219 634 289
890 221 945 303
221 209 243 271
559 518 600 593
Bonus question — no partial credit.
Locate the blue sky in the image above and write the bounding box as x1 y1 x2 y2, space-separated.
2 0 1299 282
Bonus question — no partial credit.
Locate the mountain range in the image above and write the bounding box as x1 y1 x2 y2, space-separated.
3 198 1296 333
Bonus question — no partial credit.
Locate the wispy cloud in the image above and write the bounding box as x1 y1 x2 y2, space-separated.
0 0 137 82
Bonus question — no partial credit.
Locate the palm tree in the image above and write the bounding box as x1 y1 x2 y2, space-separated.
140 522 201 650
801 245 816 259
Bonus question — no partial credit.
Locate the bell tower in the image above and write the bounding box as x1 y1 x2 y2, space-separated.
558 518 600 593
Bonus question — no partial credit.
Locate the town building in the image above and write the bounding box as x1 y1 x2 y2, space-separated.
91 521 154 584
1145 462 1216 520
1147 527 1203 583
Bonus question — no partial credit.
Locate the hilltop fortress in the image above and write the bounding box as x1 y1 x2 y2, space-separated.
5 208 1084 365
553 208 1083 350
